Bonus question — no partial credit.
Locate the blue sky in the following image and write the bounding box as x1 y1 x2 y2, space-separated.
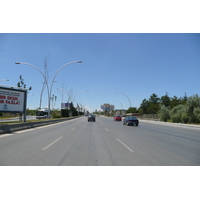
1 33 200 112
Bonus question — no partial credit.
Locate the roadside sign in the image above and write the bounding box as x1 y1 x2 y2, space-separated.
0 87 27 113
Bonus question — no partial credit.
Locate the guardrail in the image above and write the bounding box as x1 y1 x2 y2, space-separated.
0 117 78 134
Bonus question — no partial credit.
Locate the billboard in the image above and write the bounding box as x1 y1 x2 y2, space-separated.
101 104 115 111
0 87 26 113
61 103 71 109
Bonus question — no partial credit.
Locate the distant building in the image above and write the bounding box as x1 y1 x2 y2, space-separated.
101 103 115 111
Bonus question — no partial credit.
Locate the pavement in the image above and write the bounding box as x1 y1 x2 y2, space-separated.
139 119 200 129
1 116 200 166
102 115 200 129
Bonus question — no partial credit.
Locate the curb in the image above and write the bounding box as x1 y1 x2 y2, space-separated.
140 119 200 129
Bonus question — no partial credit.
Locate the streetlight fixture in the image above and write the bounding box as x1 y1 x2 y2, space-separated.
49 61 82 109
77 97 89 116
48 61 82 114
113 99 124 115
15 60 82 118
71 90 89 116
57 88 72 107
15 62 50 117
116 92 132 115
72 90 89 103
0 79 9 81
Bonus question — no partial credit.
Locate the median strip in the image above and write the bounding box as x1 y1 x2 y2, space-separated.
0 117 83 135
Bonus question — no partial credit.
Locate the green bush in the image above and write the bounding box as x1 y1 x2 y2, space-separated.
52 111 61 118
61 109 69 117
72 110 78 116
186 95 200 123
170 105 187 123
180 112 189 123
158 105 170 122
193 107 200 123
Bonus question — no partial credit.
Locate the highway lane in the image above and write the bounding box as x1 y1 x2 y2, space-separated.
99 117 200 165
0 116 200 166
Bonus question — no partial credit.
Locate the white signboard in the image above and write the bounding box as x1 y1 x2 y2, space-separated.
0 87 26 113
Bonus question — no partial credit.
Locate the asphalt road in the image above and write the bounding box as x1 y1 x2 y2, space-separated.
0 116 200 166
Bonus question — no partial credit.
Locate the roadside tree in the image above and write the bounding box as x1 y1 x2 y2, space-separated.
158 105 170 122
186 94 200 123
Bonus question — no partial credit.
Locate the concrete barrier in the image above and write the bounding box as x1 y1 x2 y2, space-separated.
0 117 78 134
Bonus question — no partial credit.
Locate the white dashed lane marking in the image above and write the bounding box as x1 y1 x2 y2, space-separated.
42 136 63 150
116 138 134 152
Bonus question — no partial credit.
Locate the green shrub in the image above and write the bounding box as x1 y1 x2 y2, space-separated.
52 111 61 118
72 110 78 116
158 105 170 122
61 109 69 117
193 107 200 123
170 105 187 123
180 112 189 123
186 95 200 123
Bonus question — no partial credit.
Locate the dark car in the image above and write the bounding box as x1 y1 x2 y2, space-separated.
123 116 139 126
88 114 95 122
114 115 122 121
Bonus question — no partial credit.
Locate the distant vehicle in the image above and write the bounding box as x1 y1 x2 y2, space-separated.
36 115 47 119
123 116 139 126
88 114 96 122
36 109 51 119
114 115 122 121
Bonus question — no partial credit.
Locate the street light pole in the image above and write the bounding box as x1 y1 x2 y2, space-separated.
49 61 82 114
113 100 124 115
78 97 89 116
57 88 72 108
116 92 132 115
72 90 89 104
15 62 51 118
71 90 89 116
16 60 82 118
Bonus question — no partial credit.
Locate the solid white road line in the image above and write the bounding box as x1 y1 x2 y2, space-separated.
42 136 63 150
116 138 134 152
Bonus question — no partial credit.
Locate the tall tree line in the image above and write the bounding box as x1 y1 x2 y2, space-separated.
138 92 200 123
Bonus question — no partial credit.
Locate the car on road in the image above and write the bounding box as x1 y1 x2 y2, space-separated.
88 114 96 122
123 116 139 126
114 115 122 121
